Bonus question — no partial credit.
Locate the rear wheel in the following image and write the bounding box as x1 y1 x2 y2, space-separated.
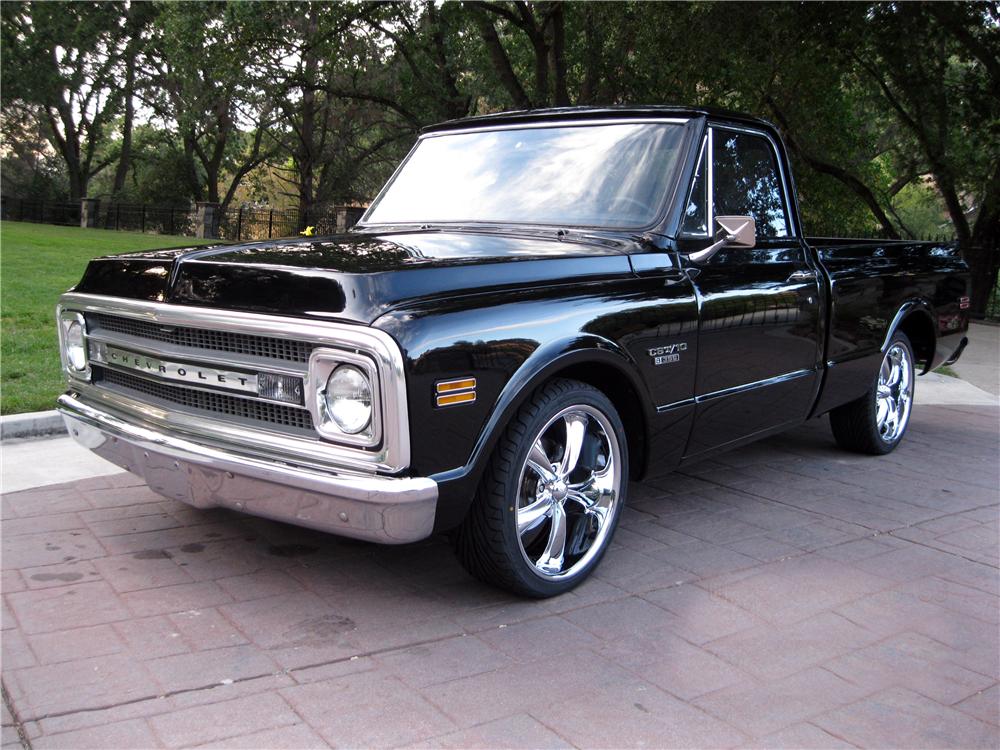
830 331 915 455
453 379 628 598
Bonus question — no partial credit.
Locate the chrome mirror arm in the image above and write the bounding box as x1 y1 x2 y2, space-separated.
684 216 756 265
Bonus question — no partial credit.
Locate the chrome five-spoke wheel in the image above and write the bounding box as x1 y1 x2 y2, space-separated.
516 405 622 580
453 378 629 597
876 342 913 443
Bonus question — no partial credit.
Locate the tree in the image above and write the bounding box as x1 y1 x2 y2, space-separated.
1 1 130 201
142 2 276 210
857 2 1000 314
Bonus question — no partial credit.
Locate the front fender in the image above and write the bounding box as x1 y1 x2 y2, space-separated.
425 334 650 530
436 334 650 482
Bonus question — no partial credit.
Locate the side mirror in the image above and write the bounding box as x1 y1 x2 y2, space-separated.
687 215 756 263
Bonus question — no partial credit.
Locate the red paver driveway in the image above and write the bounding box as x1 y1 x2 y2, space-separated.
2 405 998 748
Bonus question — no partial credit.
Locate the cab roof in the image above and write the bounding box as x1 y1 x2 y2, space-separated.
422 105 779 135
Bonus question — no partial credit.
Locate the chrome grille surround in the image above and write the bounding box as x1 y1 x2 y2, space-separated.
57 293 411 474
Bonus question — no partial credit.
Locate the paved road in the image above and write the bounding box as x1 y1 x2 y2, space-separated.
2 405 998 749
953 322 1000 396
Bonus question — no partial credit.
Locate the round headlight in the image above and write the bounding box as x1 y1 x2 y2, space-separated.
324 365 372 434
65 320 87 371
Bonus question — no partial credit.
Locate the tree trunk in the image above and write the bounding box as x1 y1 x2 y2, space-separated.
112 59 136 197
964 162 1000 317
472 10 531 110
548 3 569 106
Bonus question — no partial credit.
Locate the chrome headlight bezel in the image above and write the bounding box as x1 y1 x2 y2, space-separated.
307 347 381 448
57 308 91 380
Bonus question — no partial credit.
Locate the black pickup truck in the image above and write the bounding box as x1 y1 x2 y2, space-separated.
57 106 970 597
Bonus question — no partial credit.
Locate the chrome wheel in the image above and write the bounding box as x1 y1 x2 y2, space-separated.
876 342 913 443
515 404 622 580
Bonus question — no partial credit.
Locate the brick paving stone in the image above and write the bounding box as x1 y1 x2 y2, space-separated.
145 644 279 693
954 684 1000 727
17 560 101 590
599 631 748 700
121 580 232 618
93 552 193 593
219 591 355 650
113 616 191 660
149 692 299 747
824 631 995 706
562 595 682 642
84 510 182 538
167 607 248 651
190 722 326 749
215 569 305 602
704 612 880 681
643 582 762 645
282 672 456 748
645 537 762 579
3 486 91 518
402 714 575 749
813 687 999 749
694 666 867 738
898 576 999 624
474 615 601 663
3 530 105 570
7 581 130 634
12 653 159 718
377 633 511 688
749 722 860 749
28 624 124 664
31 718 157 749
540 687 747 749
2 513 86 538
590 545 696 593
1 628 36 672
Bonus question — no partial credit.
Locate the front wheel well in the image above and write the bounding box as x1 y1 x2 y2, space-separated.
896 311 935 373
545 362 648 479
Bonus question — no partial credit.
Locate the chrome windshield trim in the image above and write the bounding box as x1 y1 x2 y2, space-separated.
418 117 690 139
58 293 411 473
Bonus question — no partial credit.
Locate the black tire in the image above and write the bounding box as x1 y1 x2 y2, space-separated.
830 331 915 455
453 378 629 598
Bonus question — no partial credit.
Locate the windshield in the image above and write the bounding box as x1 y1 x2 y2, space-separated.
363 121 689 229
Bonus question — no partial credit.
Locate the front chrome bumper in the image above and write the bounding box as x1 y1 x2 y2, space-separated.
57 394 438 544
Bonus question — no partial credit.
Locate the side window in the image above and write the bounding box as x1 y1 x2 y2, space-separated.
680 139 708 235
712 130 789 238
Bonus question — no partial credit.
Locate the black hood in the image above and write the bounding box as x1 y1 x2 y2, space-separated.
73 229 637 323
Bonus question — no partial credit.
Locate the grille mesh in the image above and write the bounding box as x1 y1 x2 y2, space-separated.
89 313 314 363
96 366 315 432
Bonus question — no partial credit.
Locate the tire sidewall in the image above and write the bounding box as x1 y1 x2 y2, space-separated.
498 384 629 597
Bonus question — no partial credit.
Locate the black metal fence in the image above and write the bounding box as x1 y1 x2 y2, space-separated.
95 203 196 236
0 196 366 241
1 196 81 226
213 205 366 241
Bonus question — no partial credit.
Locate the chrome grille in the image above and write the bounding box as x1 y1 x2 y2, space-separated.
88 313 314 363
96 366 315 433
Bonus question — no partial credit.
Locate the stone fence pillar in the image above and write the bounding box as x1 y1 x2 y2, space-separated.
80 198 100 229
196 202 220 239
335 207 348 234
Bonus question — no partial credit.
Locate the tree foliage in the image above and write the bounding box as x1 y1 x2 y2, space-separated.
2 0 997 309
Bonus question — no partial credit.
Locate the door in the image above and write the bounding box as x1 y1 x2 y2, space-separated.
680 125 823 457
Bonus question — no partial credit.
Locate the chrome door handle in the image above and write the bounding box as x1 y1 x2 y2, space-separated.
787 269 817 282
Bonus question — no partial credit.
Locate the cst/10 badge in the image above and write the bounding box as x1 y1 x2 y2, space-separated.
648 342 687 366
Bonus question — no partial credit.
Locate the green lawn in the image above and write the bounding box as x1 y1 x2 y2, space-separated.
1 222 215 414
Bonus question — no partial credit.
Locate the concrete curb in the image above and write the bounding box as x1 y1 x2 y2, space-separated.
0 410 67 441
